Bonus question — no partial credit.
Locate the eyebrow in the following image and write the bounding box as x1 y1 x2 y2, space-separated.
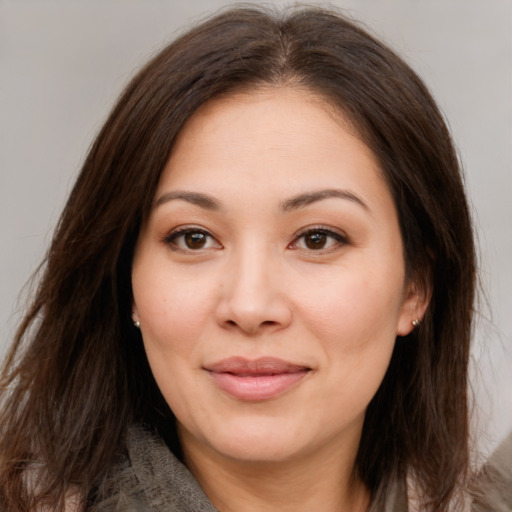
155 191 222 210
154 188 369 213
280 189 369 212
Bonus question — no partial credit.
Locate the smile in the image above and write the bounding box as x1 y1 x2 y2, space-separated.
204 357 311 401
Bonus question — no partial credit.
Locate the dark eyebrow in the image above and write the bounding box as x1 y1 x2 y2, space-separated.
280 189 369 212
155 191 222 210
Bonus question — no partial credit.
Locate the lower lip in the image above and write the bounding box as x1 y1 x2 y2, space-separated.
208 371 309 401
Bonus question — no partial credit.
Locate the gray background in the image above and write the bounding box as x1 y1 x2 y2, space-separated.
1 0 511 456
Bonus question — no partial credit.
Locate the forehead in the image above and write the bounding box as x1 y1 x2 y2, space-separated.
157 87 391 214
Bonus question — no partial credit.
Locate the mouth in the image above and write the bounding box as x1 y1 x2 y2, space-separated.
203 357 312 401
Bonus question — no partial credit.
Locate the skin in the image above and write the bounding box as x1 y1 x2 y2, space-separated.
131 87 428 511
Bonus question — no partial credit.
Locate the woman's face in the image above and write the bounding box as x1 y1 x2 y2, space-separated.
132 87 424 465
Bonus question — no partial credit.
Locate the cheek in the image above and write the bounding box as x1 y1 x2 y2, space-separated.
131 265 219 417
132 261 217 354
294 263 403 397
296 265 404 344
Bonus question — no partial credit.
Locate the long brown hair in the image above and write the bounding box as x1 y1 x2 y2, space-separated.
0 6 476 511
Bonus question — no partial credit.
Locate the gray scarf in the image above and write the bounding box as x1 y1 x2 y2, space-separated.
91 426 217 511
90 425 409 511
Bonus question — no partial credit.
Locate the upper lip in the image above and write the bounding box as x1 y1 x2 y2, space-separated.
203 357 311 375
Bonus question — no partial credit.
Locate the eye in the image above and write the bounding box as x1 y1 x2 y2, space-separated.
164 227 221 251
290 227 348 251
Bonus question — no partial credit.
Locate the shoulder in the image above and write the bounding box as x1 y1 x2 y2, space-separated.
471 431 512 511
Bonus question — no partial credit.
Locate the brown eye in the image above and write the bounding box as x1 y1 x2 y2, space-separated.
184 231 208 249
304 232 328 250
292 228 347 252
165 228 221 251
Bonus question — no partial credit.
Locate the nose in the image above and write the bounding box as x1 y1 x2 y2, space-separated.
215 246 292 335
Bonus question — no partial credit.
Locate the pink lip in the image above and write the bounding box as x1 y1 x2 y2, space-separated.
204 357 311 401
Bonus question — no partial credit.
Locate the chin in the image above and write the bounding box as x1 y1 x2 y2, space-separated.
184 413 328 464
211 434 305 463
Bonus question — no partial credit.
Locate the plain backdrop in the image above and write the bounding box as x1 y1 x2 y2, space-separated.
1 0 511 456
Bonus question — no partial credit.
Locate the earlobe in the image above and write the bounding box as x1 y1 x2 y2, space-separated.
396 281 431 336
132 303 140 328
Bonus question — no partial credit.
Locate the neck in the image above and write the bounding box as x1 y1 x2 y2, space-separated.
181 433 370 512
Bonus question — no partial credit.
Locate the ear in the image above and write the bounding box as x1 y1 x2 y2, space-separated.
396 280 431 336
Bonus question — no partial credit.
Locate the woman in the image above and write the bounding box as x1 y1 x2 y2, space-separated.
0 6 479 511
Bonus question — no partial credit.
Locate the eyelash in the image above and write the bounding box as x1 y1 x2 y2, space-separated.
162 225 349 253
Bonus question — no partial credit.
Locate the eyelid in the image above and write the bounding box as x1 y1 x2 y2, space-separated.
293 224 348 239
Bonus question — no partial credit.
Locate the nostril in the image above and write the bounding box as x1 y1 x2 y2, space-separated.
224 319 278 330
